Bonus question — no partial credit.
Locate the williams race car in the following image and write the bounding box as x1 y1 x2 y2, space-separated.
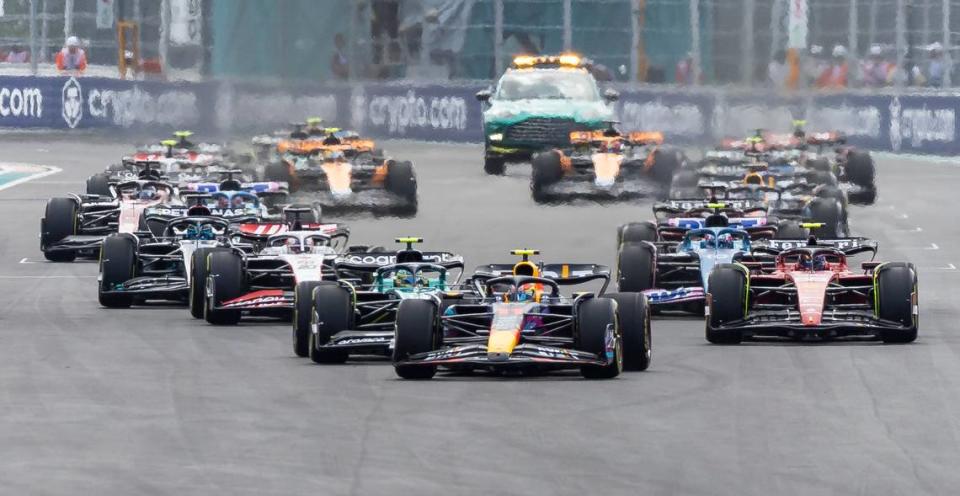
390 250 652 379
705 236 917 343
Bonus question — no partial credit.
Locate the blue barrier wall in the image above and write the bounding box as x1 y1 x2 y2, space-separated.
1 75 958 156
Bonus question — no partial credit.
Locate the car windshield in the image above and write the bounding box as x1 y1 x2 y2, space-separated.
496 69 599 101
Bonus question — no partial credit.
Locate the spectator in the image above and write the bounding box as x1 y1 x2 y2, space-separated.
800 45 826 88
768 49 789 89
55 36 87 75
675 53 695 85
816 45 848 88
331 33 349 80
5 44 29 63
859 44 896 88
925 42 947 88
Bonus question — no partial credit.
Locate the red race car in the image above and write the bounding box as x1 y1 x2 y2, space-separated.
705 235 918 344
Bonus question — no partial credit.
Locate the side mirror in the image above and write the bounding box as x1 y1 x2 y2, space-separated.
475 89 492 102
603 88 619 102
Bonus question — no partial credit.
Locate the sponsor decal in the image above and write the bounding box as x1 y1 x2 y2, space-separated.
0 86 42 119
88 86 199 127
367 90 467 134
341 252 458 265
336 337 390 345
807 104 882 139
62 77 83 128
898 101 955 149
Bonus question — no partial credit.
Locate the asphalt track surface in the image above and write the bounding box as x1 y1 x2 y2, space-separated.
1 136 958 495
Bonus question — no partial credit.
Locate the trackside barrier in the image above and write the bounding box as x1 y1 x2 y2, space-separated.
0 75 958 155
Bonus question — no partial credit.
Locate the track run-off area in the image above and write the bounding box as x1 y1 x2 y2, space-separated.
0 135 958 495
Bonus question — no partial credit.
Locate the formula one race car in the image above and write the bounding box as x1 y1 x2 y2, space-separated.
297 237 466 362
262 124 417 215
390 250 652 379
199 218 355 325
477 54 619 174
97 216 232 308
530 127 682 202
40 179 181 262
705 236 918 343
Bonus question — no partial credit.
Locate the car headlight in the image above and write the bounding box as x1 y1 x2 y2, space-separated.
488 133 503 142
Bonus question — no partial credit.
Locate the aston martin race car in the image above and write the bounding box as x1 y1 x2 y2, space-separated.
705 236 917 343
97 216 233 308
297 237 466 362
529 127 682 202
199 223 355 325
41 180 181 262
390 250 652 379
477 54 619 174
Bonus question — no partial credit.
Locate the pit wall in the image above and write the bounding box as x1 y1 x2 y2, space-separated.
1 75 957 155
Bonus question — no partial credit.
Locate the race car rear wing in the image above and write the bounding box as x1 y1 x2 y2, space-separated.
472 263 610 284
755 237 878 257
335 252 464 272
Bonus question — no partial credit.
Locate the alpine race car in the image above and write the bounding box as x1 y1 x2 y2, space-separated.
97 215 233 308
529 127 682 202
41 179 181 262
297 237 466 362
390 250 652 379
476 54 619 174
705 236 917 343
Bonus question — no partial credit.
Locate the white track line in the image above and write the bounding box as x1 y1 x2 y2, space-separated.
0 164 62 193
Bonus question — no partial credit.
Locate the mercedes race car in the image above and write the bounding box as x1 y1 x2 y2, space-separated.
297 237 466 363
530 127 682 202
705 236 917 343
98 216 233 308
41 179 181 262
391 250 652 379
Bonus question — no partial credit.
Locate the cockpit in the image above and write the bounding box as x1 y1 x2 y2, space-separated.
265 233 336 255
682 229 749 251
376 264 447 292
209 191 259 210
779 248 845 272
117 181 173 202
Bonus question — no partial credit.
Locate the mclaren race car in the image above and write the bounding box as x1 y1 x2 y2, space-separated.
705 236 917 343
391 250 652 379
530 127 682 202
297 237 466 362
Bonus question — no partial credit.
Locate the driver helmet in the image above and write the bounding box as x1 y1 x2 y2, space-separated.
717 233 735 249
798 252 828 270
515 282 541 303
139 185 157 200
284 237 305 253
185 224 216 241
813 254 828 270
393 269 416 288
231 195 246 208
216 194 230 208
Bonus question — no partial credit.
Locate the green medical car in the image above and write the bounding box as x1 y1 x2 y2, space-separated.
476 54 619 174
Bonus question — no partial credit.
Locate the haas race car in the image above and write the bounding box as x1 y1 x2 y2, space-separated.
390 250 652 380
705 235 918 344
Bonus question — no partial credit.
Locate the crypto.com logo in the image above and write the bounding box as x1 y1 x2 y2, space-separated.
61 77 83 128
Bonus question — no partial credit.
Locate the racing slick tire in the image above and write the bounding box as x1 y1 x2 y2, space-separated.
804 197 844 238
393 299 440 379
204 252 245 326
809 170 839 187
577 298 623 379
650 149 681 185
774 220 808 239
264 162 294 188
386 160 418 215
845 150 876 188
617 221 658 247
705 264 747 344
41 197 78 262
617 242 655 293
86 173 111 196
189 248 229 319
603 292 651 371
283 205 318 225
98 234 137 308
876 263 918 344
807 158 831 172
483 155 506 175
306 282 352 363
531 151 564 203
671 168 699 189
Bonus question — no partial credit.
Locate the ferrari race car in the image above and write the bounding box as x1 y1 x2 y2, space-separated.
705 236 918 344
477 54 619 174
97 216 233 308
390 250 652 379
198 217 359 325
40 179 181 262
261 124 417 215
297 237 466 362
530 127 682 202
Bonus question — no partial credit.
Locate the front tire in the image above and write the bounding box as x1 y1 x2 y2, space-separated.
616 221 657 247
603 292 651 371
86 173 111 196
41 197 78 262
706 264 747 344
483 155 506 175
98 234 137 308
204 252 245 326
307 282 352 363
876 263 918 343
385 160 418 213
617 242 656 293
189 248 227 319
578 298 622 379
531 151 563 202
392 299 440 379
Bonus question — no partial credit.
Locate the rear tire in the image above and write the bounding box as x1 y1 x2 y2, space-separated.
204 252 245 325
706 264 746 344
531 151 563 202
845 150 876 188
617 221 657 247
775 220 808 239
804 197 844 238
483 155 506 175
603 292 651 371
264 162 294 189
189 248 227 319
876 263 918 343
807 158 831 172
671 168 699 189
41 197 78 262
392 299 439 379
86 173 111 196
650 149 681 185
98 234 136 308
617 242 656 292
386 160 418 204
578 298 622 379
307 282 352 363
